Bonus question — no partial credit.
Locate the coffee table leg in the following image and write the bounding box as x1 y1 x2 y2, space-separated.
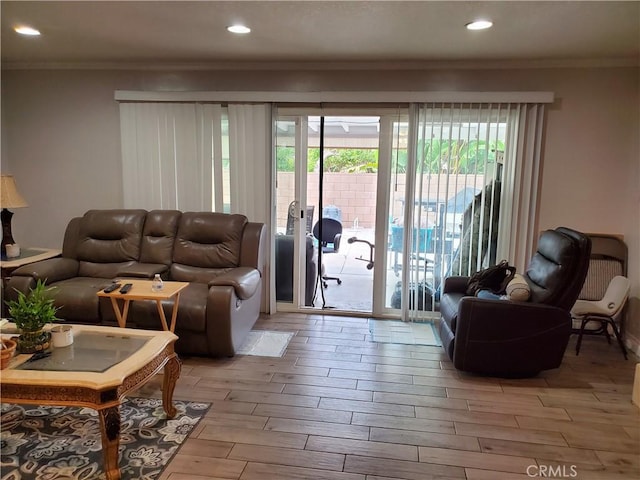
163 354 181 418
99 404 121 480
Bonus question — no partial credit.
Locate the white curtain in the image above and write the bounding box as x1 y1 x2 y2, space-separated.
119 102 222 211
227 104 272 225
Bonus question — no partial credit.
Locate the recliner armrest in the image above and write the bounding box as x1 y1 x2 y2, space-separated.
456 297 570 339
116 263 168 279
443 276 470 294
209 267 260 300
10 257 79 284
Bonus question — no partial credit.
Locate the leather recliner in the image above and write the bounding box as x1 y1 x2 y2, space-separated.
439 227 592 377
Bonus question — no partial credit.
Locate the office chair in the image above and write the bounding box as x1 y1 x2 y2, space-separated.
312 217 343 287
572 275 630 359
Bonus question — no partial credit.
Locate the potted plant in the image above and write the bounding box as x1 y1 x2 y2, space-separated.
5 279 60 353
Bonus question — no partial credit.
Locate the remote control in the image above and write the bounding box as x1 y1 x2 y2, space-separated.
119 283 133 294
103 283 121 293
27 351 52 363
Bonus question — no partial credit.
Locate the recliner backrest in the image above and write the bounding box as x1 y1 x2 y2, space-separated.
76 209 147 277
171 212 247 283
525 227 591 310
140 210 181 266
554 227 592 310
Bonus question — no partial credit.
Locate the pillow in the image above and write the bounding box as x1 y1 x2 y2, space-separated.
506 273 531 302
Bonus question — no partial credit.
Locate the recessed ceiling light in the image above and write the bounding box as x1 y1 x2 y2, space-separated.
227 24 251 34
465 20 493 31
14 25 41 36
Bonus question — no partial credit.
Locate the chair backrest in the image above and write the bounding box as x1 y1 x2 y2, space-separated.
525 227 592 311
313 217 342 245
600 275 631 316
578 234 627 301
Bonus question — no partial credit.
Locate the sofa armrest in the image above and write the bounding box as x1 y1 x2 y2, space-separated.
209 267 260 300
443 276 470 294
116 263 168 279
10 257 79 284
240 222 266 273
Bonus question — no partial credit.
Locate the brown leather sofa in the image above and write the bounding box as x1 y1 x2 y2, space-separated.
5 209 266 357
439 227 591 377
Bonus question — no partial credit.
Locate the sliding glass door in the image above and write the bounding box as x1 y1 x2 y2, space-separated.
274 111 393 315
272 103 536 322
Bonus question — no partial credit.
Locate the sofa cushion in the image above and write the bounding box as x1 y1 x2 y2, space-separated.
51 277 114 323
140 210 181 266
76 210 147 276
173 212 246 269
170 265 233 284
79 261 139 279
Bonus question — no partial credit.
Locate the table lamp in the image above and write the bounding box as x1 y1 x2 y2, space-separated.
0 175 28 258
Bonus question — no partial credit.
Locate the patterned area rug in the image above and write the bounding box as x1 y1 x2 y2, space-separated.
237 330 294 357
0 397 210 480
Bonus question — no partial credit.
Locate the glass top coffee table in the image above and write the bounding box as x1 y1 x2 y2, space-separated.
0 323 180 480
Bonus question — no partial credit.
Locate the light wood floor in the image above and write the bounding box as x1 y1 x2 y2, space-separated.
138 313 640 480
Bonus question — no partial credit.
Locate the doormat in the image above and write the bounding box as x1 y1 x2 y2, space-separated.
369 319 442 346
0 397 210 480
237 330 294 357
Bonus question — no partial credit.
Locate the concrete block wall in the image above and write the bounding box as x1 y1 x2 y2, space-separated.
275 172 487 230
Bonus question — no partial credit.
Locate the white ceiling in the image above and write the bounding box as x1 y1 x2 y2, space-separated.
1 1 639 69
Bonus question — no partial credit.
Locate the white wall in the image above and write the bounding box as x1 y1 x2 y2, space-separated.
1 66 638 342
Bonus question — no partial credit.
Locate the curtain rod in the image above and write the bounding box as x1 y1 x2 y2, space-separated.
114 90 554 104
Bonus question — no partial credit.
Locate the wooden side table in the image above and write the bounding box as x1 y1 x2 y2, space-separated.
1 248 62 316
97 279 188 332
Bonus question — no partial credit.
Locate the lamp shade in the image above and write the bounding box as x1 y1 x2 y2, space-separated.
0 175 28 209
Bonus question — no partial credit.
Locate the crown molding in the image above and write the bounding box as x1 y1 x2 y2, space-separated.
2 57 638 71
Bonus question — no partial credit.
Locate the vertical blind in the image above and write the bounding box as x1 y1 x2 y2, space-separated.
403 102 545 321
119 103 221 211
119 102 272 223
